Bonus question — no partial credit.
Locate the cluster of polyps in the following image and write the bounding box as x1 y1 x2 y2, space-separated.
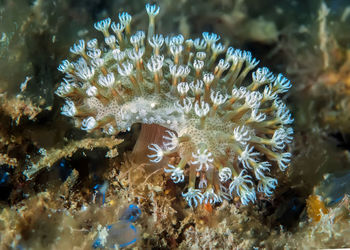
56 4 293 207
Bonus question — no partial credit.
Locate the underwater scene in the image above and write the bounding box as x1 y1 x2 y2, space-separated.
0 0 349 249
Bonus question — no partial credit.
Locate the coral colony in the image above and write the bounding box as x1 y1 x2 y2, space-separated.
56 4 293 208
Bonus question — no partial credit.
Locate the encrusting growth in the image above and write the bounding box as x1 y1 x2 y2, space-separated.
56 4 294 207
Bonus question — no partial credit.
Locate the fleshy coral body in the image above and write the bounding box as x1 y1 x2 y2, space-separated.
56 4 293 207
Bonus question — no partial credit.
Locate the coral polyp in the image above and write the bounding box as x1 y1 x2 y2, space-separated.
56 4 293 207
